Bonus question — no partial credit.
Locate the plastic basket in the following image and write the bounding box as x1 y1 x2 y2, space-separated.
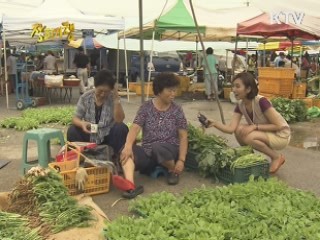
185 151 199 170
291 82 307 99
258 77 294 97
301 98 313 109
259 92 280 101
258 67 295 79
49 162 110 196
216 162 269 184
313 98 320 108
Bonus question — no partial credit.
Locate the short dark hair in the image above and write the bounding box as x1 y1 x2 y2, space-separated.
153 72 179 95
94 69 116 89
206 47 213 54
232 72 258 99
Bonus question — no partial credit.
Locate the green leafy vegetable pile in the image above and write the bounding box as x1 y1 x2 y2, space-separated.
307 106 320 119
271 97 308 123
104 178 320 240
188 124 254 177
5 167 94 238
0 211 42 240
0 106 75 131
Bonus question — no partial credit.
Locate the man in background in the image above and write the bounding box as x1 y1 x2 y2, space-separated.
6 50 17 94
43 51 58 73
73 47 90 94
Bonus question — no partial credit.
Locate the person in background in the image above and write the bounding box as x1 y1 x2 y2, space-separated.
202 47 218 100
120 72 188 199
73 46 90 95
34 54 44 71
247 54 256 76
6 50 17 94
284 55 300 77
203 72 290 174
218 56 227 79
43 51 58 73
273 52 286 67
67 69 128 155
301 52 311 78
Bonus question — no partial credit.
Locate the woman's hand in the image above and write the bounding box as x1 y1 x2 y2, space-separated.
81 121 91 134
238 124 257 137
174 160 185 174
120 145 133 165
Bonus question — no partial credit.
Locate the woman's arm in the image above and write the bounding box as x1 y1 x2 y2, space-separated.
177 128 188 162
112 90 125 123
258 107 288 132
72 116 91 134
208 112 242 134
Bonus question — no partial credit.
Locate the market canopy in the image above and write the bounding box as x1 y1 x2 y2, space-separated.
118 0 262 42
237 12 320 40
1 0 124 45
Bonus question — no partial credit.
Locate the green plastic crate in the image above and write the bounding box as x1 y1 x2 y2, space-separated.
217 162 270 184
185 151 199 170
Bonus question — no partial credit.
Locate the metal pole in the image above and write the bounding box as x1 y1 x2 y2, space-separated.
146 30 155 100
189 0 225 124
3 29 9 109
123 31 129 102
139 0 145 103
116 34 120 84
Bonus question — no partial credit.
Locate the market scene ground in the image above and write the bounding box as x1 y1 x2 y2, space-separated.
1 92 320 221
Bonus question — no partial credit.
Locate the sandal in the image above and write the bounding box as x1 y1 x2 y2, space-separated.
122 185 144 199
269 154 286 174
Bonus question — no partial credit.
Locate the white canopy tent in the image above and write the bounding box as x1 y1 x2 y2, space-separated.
1 0 125 109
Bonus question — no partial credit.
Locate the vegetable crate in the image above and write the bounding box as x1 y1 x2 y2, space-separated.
223 87 232 100
185 151 199 170
301 98 313 109
49 160 110 196
258 77 294 97
217 162 269 184
291 82 307 99
313 98 320 108
258 67 295 79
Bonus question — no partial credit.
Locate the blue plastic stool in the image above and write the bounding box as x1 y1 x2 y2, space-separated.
150 166 169 179
22 128 65 174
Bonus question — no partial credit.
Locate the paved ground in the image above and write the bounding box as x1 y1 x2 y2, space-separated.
0 91 320 221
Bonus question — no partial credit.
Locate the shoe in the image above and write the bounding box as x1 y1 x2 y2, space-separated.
122 185 144 199
167 172 179 185
269 154 286 174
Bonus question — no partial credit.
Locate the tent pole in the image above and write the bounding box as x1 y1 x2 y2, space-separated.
245 37 249 71
123 30 130 102
3 29 9 109
139 0 145 103
0 45 3 96
116 34 120 84
195 36 198 68
232 35 239 78
146 30 155 100
189 0 225 124
290 38 294 68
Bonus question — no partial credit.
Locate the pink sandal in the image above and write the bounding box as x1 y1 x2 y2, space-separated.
269 154 286 174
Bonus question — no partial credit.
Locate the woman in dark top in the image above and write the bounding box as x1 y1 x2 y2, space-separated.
120 72 188 199
67 69 128 154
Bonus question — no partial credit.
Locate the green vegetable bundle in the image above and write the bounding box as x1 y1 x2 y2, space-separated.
6 167 94 237
188 124 254 177
0 211 42 240
0 106 75 131
230 153 268 171
307 106 320 119
104 178 320 240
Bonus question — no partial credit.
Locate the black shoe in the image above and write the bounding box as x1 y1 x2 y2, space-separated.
167 172 179 185
122 185 144 199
